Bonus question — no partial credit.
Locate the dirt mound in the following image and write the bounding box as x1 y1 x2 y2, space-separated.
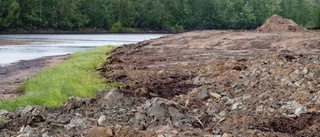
257 14 307 32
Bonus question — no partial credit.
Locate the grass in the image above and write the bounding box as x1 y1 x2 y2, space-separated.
0 46 117 111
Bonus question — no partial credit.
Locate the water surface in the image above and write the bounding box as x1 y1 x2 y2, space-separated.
0 34 166 66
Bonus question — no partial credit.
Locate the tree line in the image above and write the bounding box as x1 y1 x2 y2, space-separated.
1 0 320 32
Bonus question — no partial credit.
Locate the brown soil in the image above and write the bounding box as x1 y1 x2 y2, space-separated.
1 29 320 136
0 40 32 45
256 14 308 32
0 55 69 100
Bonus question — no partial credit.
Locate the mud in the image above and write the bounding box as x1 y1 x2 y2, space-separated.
0 40 32 45
0 55 69 100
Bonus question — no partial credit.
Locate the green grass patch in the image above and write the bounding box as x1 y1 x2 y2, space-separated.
0 46 116 111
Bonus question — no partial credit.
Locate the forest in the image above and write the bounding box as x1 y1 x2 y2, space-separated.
1 0 320 32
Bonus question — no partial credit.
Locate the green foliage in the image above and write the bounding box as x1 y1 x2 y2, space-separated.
110 21 124 32
0 46 117 111
0 0 19 29
110 21 135 33
2 0 320 31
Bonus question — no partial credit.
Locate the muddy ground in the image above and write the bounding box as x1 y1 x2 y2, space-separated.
0 55 69 100
1 30 320 137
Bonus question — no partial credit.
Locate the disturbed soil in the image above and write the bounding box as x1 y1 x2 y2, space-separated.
0 30 320 137
0 55 69 100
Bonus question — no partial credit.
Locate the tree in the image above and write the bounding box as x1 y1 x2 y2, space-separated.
0 0 19 29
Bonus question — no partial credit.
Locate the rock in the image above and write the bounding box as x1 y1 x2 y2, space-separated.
218 110 227 117
98 115 106 126
209 92 222 99
294 106 307 116
104 89 124 106
198 86 209 99
135 113 146 121
212 128 221 135
64 117 86 130
0 109 8 116
168 106 184 120
242 94 252 100
233 84 246 91
21 106 33 115
147 101 168 119
193 75 200 85
145 98 184 120
231 102 243 110
301 67 308 75
17 125 39 137
222 97 234 105
42 132 50 137
31 106 46 116
222 133 233 137
256 105 264 113
65 97 86 110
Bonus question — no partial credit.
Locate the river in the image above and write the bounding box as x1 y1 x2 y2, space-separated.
0 34 166 66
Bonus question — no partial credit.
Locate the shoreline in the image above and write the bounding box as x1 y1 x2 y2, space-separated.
0 54 69 100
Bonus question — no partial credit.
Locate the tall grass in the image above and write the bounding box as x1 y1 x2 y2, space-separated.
0 46 116 111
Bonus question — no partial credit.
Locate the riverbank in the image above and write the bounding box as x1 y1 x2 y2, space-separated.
0 55 69 100
2 30 320 136
0 46 116 111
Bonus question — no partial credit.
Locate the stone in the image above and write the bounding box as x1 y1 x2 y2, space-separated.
209 92 222 99
222 97 234 105
222 133 233 137
17 125 39 137
147 101 168 119
168 106 184 120
135 113 146 121
294 106 307 116
41 132 50 137
198 86 209 99
218 110 227 117
21 106 33 115
64 118 86 130
98 115 107 126
256 105 264 113
212 128 221 135
301 67 308 75
65 97 86 110
0 109 8 116
42 132 50 137
231 102 243 110
193 75 201 85
242 94 252 100
104 89 124 106
145 98 184 120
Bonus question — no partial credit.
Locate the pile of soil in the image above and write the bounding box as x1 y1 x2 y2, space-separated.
1 29 320 136
256 14 308 32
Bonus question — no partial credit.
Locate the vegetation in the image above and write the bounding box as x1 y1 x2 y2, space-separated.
1 0 320 32
0 46 116 111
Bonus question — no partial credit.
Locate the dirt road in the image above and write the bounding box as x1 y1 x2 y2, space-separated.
0 55 69 100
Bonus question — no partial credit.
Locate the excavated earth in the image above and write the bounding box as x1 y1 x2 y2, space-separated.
1 30 320 137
